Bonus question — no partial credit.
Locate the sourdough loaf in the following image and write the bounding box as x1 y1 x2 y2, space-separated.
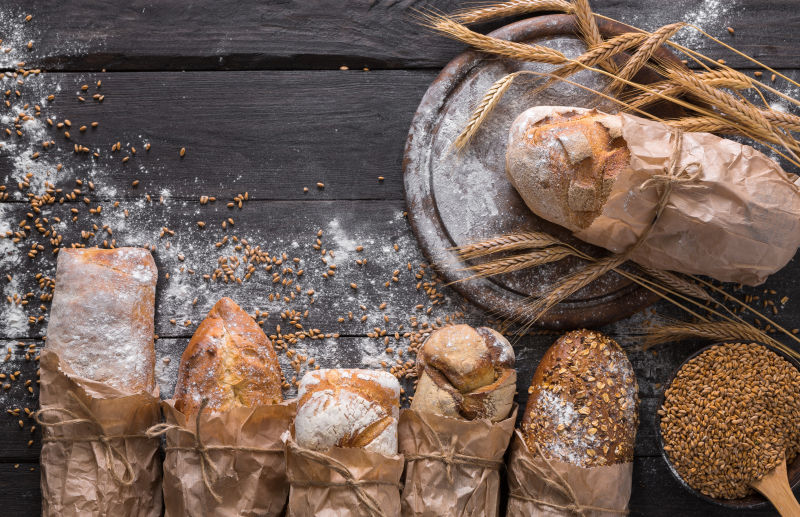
295 368 400 455
46 247 157 393
173 297 283 417
411 324 516 421
522 329 638 467
506 106 627 232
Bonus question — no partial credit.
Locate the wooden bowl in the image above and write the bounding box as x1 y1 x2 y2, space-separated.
655 343 800 509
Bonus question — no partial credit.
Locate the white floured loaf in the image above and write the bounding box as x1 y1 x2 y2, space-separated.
294 369 400 456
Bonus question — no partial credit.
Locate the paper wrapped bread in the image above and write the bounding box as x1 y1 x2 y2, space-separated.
411 324 515 422
173 297 283 417
506 106 800 285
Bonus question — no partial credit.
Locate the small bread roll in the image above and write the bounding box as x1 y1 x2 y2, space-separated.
173 297 283 417
522 329 638 467
46 247 157 393
295 369 400 456
411 324 516 422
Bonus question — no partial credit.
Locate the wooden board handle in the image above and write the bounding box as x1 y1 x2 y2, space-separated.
751 459 800 517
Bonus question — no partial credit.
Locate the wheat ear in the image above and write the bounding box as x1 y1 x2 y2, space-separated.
457 247 574 279
454 72 521 150
456 231 564 259
643 321 784 351
452 0 572 24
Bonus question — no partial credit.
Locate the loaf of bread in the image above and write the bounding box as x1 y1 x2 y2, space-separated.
521 329 638 467
46 247 157 394
173 297 283 417
505 105 800 285
411 324 516 422
295 369 400 456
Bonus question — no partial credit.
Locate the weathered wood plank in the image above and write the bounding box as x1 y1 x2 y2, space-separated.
0 456 790 516
0 1 797 71
1 71 435 202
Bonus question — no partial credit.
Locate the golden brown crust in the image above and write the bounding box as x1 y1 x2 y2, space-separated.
411 324 516 422
506 107 630 231
46 247 157 394
174 297 283 417
522 329 638 467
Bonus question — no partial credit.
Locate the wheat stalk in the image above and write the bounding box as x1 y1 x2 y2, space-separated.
452 0 573 24
611 22 685 92
640 267 713 302
664 116 742 134
456 231 563 259
422 13 567 64
643 321 792 354
517 254 624 323
454 72 522 150
459 246 574 278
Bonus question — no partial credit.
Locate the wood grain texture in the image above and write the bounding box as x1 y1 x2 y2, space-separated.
1 0 798 71
1 71 434 201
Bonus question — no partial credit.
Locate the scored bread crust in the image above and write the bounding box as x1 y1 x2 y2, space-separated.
295 369 400 456
411 324 516 422
522 329 638 467
506 106 630 231
173 297 283 417
46 247 157 394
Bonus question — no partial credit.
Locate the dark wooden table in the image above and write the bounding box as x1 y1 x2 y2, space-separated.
1 1 798 515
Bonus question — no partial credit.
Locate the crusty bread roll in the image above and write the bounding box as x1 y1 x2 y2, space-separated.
522 329 638 467
173 297 283 417
46 247 157 394
295 369 400 456
506 106 628 232
411 324 516 422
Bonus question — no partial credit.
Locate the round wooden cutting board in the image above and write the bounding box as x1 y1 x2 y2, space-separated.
404 14 675 329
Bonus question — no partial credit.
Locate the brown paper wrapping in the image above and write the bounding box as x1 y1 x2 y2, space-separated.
284 435 404 517
506 431 632 517
399 408 517 517
37 349 162 517
575 113 800 286
155 399 296 517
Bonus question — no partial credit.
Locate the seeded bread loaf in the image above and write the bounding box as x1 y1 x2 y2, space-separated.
411 324 516 422
173 297 283 417
522 329 639 467
506 106 629 232
46 247 157 394
295 369 400 455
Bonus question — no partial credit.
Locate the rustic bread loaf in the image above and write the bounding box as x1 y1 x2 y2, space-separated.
173 297 283 417
295 369 400 455
522 329 638 467
411 324 516 422
506 106 629 231
46 247 157 394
